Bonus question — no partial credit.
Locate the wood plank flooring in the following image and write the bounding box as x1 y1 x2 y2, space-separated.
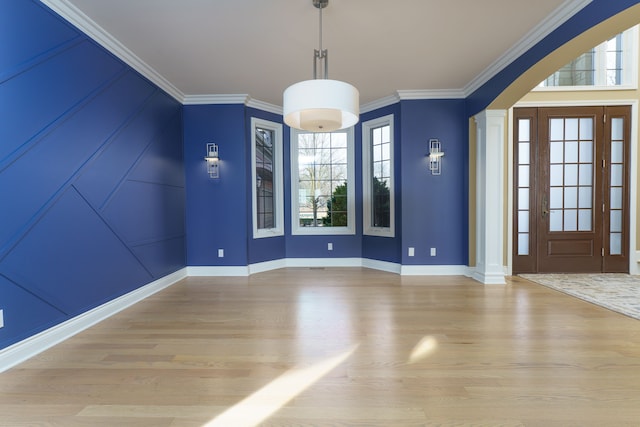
1 268 640 426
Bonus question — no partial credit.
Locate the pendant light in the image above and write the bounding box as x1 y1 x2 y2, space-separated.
283 0 359 132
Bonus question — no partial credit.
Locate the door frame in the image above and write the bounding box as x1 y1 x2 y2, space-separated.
507 99 639 275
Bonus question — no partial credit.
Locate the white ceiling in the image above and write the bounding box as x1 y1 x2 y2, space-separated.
52 0 586 107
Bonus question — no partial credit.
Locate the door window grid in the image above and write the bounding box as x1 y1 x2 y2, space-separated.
548 118 594 232
517 118 531 255
610 117 625 255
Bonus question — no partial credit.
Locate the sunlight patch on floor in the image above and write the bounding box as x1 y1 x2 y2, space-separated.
408 335 439 364
204 344 359 427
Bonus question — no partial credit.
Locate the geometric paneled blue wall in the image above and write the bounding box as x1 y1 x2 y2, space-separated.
0 0 185 349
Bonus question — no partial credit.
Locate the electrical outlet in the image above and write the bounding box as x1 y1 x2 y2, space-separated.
327 242 333 251
430 247 436 256
0 309 4 329
408 247 415 257
218 249 224 258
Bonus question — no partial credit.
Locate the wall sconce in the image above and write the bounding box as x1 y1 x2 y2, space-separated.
428 138 444 175
204 142 219 178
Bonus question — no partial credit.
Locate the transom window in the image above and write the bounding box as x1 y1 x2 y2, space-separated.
290 128 355 235
537 25 638 89
362 115 395 237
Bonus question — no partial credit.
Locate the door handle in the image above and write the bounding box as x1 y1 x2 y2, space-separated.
542 195 549 218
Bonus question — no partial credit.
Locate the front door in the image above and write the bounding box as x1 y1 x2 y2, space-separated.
513 106 630 273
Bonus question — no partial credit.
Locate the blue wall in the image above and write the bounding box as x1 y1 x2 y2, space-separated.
184 104 250 266
184 100 469 267
400 100 468 265
0 0 185 349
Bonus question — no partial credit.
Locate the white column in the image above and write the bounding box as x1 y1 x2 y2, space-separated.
473 110 506 284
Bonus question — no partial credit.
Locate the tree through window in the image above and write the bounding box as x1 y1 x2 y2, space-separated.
291 129 354 235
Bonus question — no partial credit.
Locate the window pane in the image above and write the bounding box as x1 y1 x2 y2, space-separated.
381 125 390 143
519 142 530 165
518 211 529 233
565 141 578 163
564 187 578 209
610 233 622 255
373 144 382 162
578 164 593 186
550 119 564 141
518 188 529 210
611 164 623 187
564 164 578 186
373 127 382 145
611 141 623 163
564 210 578 231
578 209 592 231
519 165 530 187
550 187 563 209
518 119 530 142
611 210 622 232
550 165 563 186
579 141 593 163
550 141 563 163
611 187 623 209
550 210 563 231
518 233 529 255
579 118 593 140
381 143 391 161
565 119 579 140
578 186 592 209
611 118 624 141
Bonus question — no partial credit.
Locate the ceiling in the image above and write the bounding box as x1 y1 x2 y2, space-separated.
53 0 585 107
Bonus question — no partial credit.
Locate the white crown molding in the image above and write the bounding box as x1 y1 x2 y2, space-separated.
182 94 250 105
0 268 187 373
245 98 282 115
40 0 185 102
463 0 592 96
360 94 401 114
397 89 466 100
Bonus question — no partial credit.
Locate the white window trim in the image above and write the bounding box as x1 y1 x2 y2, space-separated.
362 114 395 238
534 25 639 92
251 117 284 239
290 127 355 236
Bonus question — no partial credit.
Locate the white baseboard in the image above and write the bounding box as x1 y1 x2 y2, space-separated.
189 258 472 277
186 266 250 276
401 265 472 276
0 268 187 373
362 258 402 274
285 257 363 268
471 269 507 284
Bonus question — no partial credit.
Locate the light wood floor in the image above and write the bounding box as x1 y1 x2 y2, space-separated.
1 268 640 426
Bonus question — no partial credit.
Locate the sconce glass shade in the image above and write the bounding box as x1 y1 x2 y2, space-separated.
283 79 359 132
